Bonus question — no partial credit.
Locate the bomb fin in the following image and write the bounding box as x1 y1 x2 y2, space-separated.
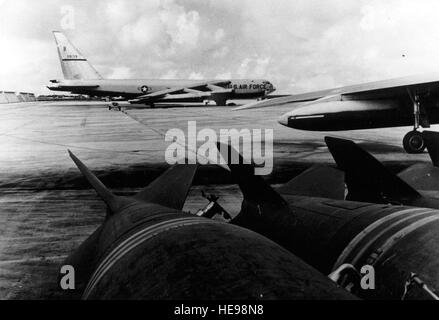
134 165 198 210
325 137 420 204
276 166 345 199
216 143 287 206
68 150 122 213
423 131 439 167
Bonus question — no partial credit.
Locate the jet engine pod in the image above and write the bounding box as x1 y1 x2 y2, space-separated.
279 99 403 131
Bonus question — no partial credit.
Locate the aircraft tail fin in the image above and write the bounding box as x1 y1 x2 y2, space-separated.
53 31 103 80
325 137 421 204
423 131 439 167
134 165 198 210
276 166 345 199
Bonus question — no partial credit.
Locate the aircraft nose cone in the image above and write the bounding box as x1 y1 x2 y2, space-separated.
262 81 276 94
267 83 276 94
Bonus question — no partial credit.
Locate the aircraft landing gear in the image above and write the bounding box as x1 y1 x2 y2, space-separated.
403 90 426 154
403 130 425 154
108 102 121 111
215 98 227 106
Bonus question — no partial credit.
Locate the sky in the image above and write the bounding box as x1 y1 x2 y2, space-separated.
2 0 439 95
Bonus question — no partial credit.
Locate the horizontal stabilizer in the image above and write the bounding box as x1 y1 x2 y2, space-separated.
423 131 439 167
68 150 121 213
325 137 421 204
276 166 345 200
134 165 198 210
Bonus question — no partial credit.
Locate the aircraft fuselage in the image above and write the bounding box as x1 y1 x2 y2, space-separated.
48 78 274 101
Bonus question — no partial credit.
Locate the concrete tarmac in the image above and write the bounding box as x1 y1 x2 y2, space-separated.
0 101 435 299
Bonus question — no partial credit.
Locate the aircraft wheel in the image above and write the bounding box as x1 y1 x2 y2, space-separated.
403 131 426 154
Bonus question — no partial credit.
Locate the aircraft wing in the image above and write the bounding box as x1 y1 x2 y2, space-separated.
129 80 232 104
233 72 439 111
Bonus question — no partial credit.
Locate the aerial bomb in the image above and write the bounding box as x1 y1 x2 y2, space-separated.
60 151 355 300
219 143 439 300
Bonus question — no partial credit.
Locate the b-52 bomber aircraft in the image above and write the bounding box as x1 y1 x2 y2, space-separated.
235 73 439 154
47 31 275 108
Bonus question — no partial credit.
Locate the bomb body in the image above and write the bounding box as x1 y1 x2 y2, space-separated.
233 177 439 300
220 143 439 300
63 152 355 300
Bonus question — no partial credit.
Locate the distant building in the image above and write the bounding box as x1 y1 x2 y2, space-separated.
0 91 36 104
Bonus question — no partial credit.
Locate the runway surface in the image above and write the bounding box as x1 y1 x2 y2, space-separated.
0 101 435 299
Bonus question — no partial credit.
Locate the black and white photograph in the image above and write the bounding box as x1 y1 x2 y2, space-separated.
0 0 438 310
